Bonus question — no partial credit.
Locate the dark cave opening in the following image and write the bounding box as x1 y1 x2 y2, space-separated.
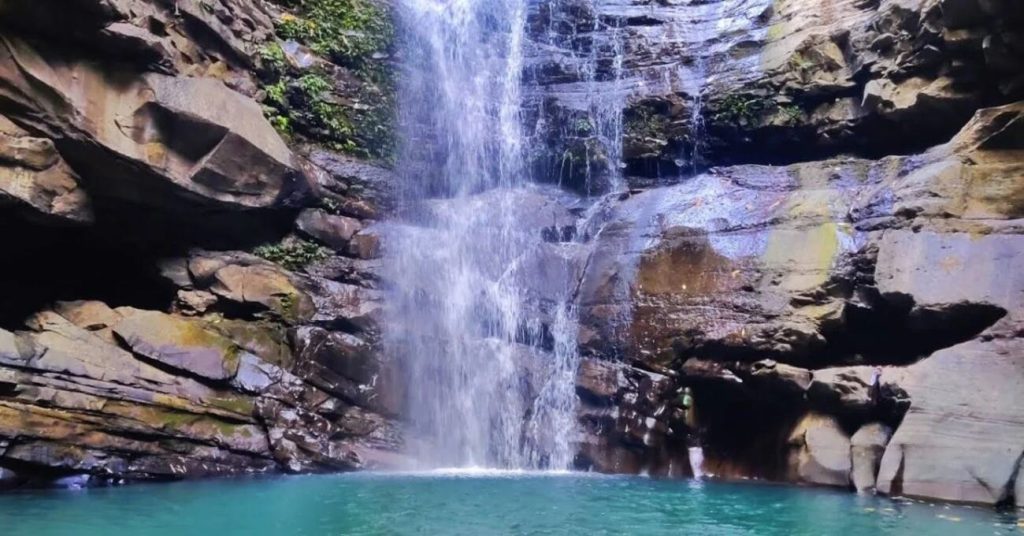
0 197 296 330
820 290 1008 367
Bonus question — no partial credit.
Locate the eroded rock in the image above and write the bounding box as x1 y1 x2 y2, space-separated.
787 413 852 488
851 422 892 493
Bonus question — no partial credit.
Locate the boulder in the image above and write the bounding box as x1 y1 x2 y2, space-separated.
0 36 304 212
875 334 1024 505
296 209 362 251
807 367 880 416
174 290 219 316
209 264 315 324
787 413 852 488
851 422 892 493
112 310 243 381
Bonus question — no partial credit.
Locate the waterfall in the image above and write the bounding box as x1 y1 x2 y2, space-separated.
679 0 731 175
386 0 582 470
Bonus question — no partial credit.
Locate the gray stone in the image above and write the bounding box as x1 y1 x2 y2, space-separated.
787 413 852 488
296 209 362 251
112 310 242 381
875 335 1024 505
851 423 893 493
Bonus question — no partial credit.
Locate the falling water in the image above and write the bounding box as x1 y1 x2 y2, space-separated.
679 0 731 174
386 0 583 470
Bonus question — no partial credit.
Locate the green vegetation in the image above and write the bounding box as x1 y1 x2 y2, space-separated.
258 0 396 161
573 117 593 135
712 94 772 125
274 0 393 68
625 105 669 140
778 104 803 125
253 239 330 271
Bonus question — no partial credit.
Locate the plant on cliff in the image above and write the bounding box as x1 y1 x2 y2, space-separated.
253 239 330 271
712 94 772 126
625 105 669 140
778 104 804 126
258 0 397 161
274 0 393 69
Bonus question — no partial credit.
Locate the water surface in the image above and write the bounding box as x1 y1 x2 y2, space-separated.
2 473 1019 535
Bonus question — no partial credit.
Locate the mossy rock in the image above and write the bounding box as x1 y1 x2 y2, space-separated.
113 310 243 381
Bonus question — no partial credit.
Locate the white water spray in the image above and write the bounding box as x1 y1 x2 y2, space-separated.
387 0 583 470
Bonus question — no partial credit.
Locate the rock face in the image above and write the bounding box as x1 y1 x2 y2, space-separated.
0 116 91 224
573 101 1024 505
526 0 1024 185
0 0 402 487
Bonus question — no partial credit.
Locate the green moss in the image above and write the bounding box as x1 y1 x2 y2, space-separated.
258 62 394 160
252 239 330 271
268 113 293 136
209 395 256 417
259 41 287 77
625 105 669 140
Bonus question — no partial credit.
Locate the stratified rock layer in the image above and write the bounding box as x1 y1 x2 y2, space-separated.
574 102 1024 505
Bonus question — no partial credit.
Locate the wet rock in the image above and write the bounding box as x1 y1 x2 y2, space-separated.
574 358 680 475
347 230 382 260
304 278 382 330
851 422 892 493
307 149 395 212
786 413 851 488
0 466 20 488
305 256 382 288
527 0 1022 171
292 327 400 416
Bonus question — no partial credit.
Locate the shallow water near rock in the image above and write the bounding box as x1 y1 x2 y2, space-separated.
2 473 1019 535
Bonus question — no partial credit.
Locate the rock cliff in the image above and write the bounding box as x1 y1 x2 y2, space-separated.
0 0 403 488
508 0 1024 508
0 0 1021 509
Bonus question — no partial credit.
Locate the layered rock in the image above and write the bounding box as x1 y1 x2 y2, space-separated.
0 0 403 487
574 101 1024 504
525 0 1024 186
